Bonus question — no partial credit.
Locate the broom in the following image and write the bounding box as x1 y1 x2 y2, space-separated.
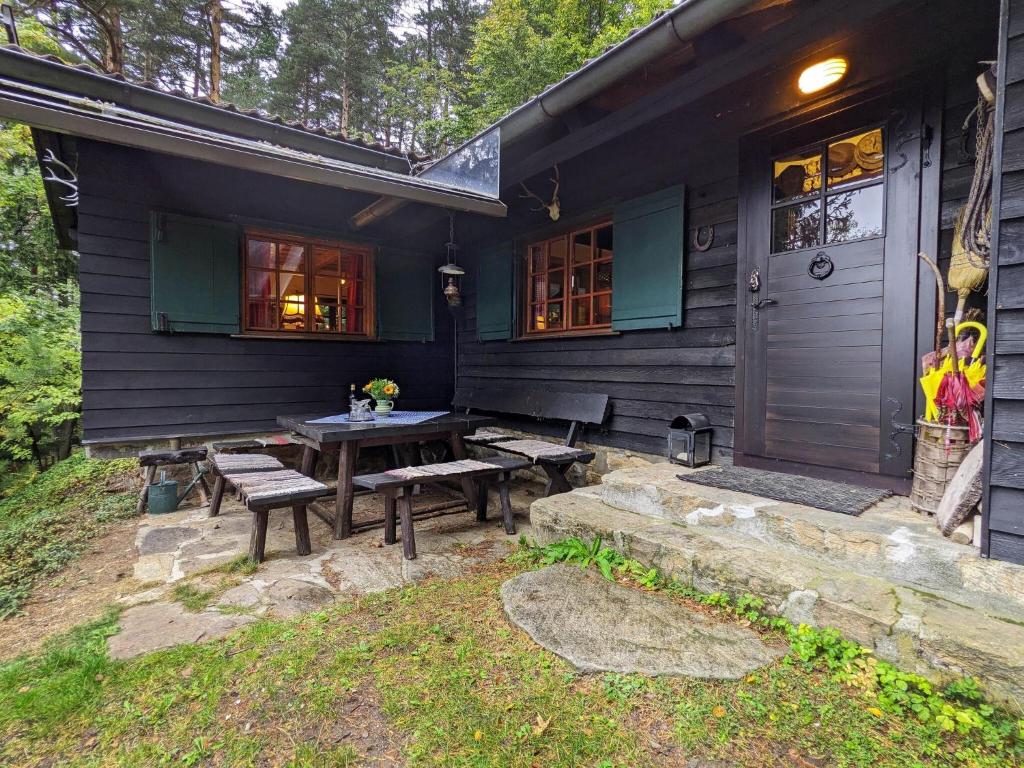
948 207 989 324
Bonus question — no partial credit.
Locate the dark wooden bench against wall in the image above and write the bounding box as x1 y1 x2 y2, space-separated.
452 387 610 495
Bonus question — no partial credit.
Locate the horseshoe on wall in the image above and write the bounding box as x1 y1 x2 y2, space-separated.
808 252 834 280
692 225 714 252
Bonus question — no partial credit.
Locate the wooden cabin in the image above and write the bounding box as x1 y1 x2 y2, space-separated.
1 0 1022 563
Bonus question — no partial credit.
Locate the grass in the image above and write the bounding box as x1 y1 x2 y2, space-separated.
1 556 1021 767
0 452 137 618
171 583 217 612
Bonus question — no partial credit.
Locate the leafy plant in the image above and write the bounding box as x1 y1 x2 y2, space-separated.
362 378 399 402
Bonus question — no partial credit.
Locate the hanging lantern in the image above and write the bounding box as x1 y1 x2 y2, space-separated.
439 212 465 307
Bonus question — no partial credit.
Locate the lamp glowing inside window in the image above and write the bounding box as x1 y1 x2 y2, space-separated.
798 57 848 94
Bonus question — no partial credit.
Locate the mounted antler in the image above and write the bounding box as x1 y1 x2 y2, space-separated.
41 149 79 207
519 164 560 221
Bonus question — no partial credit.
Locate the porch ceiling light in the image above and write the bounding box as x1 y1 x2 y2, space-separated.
798 57 848 95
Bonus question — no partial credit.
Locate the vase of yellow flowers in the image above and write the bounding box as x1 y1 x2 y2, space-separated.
363 378 399 416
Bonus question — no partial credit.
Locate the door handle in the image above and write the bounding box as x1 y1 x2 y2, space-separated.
751 297 777 310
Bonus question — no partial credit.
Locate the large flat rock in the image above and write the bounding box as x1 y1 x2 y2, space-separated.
108 602 256 660
501 564 783 678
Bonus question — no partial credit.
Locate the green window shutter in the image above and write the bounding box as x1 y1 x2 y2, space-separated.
377 248 435 342
476 242 514 341
150 212 240 333
611 185 685 331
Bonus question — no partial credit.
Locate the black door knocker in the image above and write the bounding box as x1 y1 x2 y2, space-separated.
808 252 834 280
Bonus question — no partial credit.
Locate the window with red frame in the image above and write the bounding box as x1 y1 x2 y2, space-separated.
524 221 613 334
244 232 373 336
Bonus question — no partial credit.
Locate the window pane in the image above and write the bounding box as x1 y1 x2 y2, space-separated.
572 231 592 264
247 301 276 330
547 269 564 299
828 128 883 190
345 307 364 334
772 200 821 252
279 272 305 330
530 244 545 273
773 148 822 203
549 237 567 269
342 251 363 280
595 225 613 259
279 243 306 272
247 269 274 298
314 247 340 276
595 260 613 292
572 265 591 295
571 297 591 327
247 239 274 268
531 274 546 303
826 185 884 243
546 301 563 330
593 294 611 325
530 303 545 331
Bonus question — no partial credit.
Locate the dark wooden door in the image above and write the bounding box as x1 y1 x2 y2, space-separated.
737 96 923 487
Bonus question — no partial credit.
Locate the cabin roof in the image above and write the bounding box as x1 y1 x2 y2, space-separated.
0 43 428 168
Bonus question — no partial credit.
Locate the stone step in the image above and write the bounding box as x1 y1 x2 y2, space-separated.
582 465 1024 616
530 490 1024 706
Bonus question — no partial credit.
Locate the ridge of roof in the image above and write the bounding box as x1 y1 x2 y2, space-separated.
0 43 429 164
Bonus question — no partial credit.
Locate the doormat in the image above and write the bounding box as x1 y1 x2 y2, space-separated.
679 466 891 516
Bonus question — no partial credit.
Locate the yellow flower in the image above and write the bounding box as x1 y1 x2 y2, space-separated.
383 383 396 396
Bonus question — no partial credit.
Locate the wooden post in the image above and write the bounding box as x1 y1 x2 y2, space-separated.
384 494 397 544
475 478 489 522
136 465 156 515
192 463 210 504
498 473 516 535
398 490 416 559
335 441 357 539
249 509 269 562
299 444 317 477
209 474 226 516
293 506 312 556
449 431 478 509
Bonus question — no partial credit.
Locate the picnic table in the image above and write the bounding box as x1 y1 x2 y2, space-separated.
276 410 496 539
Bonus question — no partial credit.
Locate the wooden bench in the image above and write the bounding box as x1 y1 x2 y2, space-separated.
208 452 285 516
224 468 330 562
137 447 210 514
452 387 610 496
352 456 530 560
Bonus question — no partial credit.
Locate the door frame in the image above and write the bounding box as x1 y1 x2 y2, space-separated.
733 85 938 493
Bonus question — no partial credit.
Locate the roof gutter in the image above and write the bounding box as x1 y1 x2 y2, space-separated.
351 0 756 229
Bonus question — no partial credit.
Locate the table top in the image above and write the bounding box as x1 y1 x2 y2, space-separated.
277 411 495 445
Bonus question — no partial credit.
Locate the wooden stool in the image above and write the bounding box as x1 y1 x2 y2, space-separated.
225 469 329 563
353 456 529 560
137 447 209 514
208 453 285 516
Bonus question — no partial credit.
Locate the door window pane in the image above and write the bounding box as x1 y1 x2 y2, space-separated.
549 238 567 269
547 270 564 299
247 270 274 298
828 128 884 190
772 201 821 252
595 260 613 291
546 302 563 330
595 225 613 259
279 243 306 272
826 185 884 243
593 294 611 325
530 245 545 273
572 265 590 295
773 148 822 203
572 298 591 326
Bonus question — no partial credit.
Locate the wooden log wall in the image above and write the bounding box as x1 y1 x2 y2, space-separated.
77 140 455 444
983 0 1024 564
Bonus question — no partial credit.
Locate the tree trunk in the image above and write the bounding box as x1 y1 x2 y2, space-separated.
26 424 43 472
341 79 350 135
99 7 124 73
207 0 223 102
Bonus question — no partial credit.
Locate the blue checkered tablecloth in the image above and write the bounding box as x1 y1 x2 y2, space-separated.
309 410 450 426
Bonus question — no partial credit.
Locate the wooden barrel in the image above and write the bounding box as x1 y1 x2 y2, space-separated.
910 420 973 515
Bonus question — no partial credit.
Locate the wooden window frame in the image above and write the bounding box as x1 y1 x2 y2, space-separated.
521 219 613 338
242 229 375 339
769 123 887 254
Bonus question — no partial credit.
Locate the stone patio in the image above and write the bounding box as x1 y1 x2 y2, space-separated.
530 463 1024 705
110 483 537 660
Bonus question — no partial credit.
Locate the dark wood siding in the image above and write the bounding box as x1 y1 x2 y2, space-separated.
984 0 1024 563
457 135 739 459
77 140 453 443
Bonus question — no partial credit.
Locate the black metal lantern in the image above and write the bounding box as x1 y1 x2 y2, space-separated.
439 212 464 307
667 414 712 468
